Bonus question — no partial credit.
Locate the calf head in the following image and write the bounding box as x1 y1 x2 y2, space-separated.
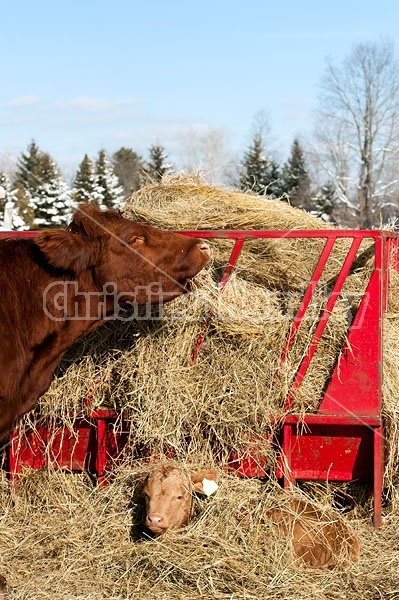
142 464 219 536
35 203 211 312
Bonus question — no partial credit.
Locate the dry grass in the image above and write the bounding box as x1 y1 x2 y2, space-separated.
3 175 399 598
1 465 399 599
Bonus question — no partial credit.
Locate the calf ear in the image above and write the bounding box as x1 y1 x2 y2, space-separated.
34 230 102 273
191 470 219 496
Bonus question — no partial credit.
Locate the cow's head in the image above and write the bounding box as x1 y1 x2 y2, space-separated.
34 203 211 308
142 464 219 536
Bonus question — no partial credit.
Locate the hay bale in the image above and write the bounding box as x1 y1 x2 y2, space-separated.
124 174 365 292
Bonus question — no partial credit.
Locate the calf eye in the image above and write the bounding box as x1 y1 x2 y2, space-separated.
176 495 183 500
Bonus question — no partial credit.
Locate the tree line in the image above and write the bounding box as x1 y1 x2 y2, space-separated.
1 39 399 230
0 142 173 229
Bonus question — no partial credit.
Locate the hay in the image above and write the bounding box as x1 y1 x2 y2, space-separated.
4 175 399 598
123 173 354 292
1 464 399 599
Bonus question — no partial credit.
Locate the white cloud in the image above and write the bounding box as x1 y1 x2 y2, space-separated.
57 96 140 111
7 95 41 107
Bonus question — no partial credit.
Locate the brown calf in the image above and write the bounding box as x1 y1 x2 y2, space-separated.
269 498 360 569
142 463 219 535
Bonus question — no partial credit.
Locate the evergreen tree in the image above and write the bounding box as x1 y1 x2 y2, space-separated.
239 133 268 194
0 172 10 216
112 147 145 197
13 140 43 194
72 154 99 205
0 173 34 231
9 186 35 230
13 141 74 228
281 139 311 209
95 150 125 210
239 133 282 197
264 160 284 199
145 144 173 182
310 182 337 223
32 153 74 228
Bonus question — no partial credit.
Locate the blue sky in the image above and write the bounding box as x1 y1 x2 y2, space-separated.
1 0 398 176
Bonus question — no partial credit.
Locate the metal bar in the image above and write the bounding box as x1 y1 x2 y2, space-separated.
279 414 381 426
7 431 19 484
0 231 38 239
191 238 245 362
3 228 399 241
280 237 336 364
95 418 108 486
282 424 295 489
177 230 386 240
284 237 363 411
373 425 383 528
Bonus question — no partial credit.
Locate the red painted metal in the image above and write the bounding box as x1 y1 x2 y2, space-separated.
7 411 129 484
4 227 399 527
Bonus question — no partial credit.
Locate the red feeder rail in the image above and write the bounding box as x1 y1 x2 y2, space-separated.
3 228 399 528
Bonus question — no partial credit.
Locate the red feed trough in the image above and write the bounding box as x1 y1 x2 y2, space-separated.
4 228 399 528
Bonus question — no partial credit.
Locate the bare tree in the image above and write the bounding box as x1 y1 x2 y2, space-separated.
314 40 399 227
179 126 234 185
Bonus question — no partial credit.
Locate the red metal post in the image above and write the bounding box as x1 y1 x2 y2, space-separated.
373 425 384 528
95 417 108 486
7 430 19 485
282 424 296 489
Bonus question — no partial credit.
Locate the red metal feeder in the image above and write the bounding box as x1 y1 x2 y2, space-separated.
4 228 399 528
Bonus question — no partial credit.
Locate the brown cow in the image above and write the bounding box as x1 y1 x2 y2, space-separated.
0 204 210 442
269 498 360 569
142 463 219 535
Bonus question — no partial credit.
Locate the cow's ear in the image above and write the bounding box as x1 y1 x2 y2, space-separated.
34 230 102 273
67 203 110 238
191 470 219 496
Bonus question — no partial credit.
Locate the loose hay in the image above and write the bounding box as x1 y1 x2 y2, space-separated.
4 175 399 598
1 464 399 599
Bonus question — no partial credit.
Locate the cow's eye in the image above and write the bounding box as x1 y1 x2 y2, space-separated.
176 495 183 500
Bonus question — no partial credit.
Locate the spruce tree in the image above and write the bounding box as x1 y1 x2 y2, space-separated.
95 150 125 210
239 133 282 197
32 153 74 228
239 134 268 194
13 141 73 228
310 182 337 223
14 140 43 194
72 154 99 205
0 173 34 230
0 172 10 216
281 139 311 209
9 186 35 230
145 144 173 182
112 147 145 197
